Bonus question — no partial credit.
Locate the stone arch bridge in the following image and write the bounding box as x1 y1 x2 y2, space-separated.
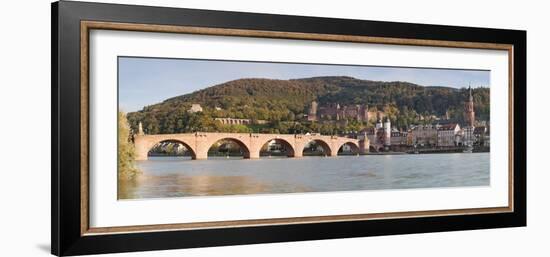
134 132 369 160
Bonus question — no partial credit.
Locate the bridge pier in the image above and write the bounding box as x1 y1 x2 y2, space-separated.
134 135 151 161
194 151 208 160
359 139 370 154
246 151 260 159
135 149 148 161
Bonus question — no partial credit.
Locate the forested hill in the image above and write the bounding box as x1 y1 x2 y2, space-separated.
126 76 490 134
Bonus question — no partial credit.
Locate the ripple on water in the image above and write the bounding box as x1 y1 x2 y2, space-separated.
119 153 490 199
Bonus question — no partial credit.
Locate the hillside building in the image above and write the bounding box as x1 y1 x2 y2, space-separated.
188 103 203 113
307 101 369 121
215 118 268 125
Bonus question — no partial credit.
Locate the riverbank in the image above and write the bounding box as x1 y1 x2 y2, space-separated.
363 145 490 155
149 148 489 158
365 152 408 155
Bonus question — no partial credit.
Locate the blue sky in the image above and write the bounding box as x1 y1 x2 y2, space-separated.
119 57 490 112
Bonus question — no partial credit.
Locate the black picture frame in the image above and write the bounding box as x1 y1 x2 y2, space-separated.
51 1 526 256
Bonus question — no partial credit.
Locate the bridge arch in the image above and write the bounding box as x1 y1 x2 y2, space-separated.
302 139 332 156
207 137 252 158
147 139 196 159
134 133 360 160
260 138 296 157
337 141 360 155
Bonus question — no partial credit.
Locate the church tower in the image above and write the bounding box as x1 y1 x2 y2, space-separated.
464 85 475 127
383 117 391 147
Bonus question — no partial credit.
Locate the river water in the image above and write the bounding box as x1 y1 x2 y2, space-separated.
118 153 489 199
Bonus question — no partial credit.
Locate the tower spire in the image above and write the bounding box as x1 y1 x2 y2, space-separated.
463 83 475 127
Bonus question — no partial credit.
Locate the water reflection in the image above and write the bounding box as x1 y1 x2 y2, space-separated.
119 153 490 200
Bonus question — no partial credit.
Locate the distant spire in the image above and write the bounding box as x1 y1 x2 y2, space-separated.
138 122 144 135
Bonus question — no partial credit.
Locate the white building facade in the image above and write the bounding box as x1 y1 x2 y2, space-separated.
437 123 461 147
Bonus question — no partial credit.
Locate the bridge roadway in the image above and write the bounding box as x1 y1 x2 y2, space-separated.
134 132 369 160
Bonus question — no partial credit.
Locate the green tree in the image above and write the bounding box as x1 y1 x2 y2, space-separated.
118 112 139 181
126 77 490 135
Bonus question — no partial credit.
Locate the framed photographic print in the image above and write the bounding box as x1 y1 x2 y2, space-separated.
51 1 526 256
